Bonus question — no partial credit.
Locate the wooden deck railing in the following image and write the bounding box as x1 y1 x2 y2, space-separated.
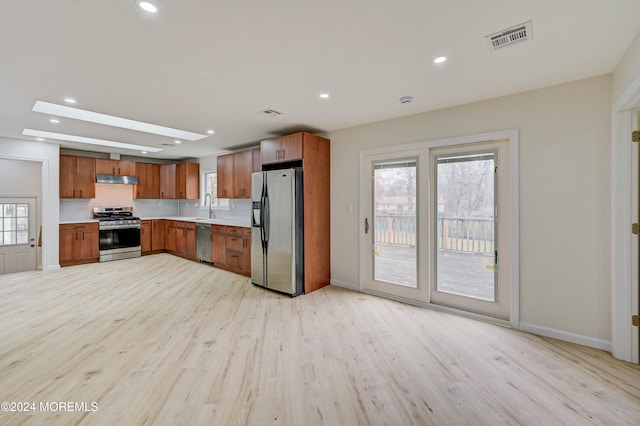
374 215 494 255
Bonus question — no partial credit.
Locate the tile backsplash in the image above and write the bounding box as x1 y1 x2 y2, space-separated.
59 183 252 221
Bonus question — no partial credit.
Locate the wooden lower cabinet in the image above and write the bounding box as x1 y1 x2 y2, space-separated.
141 220 152 254
59 223 99 266
175 222 196 259
211 225 226 265
151 220 165 251
166 221 196 259
165 221 177 252
142 219 166 255
211 225 251 276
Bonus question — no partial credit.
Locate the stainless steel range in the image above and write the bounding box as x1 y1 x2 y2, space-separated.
93 207 141 262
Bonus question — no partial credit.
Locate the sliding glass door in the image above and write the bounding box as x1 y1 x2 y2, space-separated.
360 139 512 321
430 143 510 319
362 150 428 301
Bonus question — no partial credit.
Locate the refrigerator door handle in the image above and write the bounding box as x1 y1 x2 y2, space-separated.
263 195 270 244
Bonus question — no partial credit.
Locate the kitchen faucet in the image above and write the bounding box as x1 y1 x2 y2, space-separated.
204 193 214 219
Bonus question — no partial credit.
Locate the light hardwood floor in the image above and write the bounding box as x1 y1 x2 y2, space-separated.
0 254 639 425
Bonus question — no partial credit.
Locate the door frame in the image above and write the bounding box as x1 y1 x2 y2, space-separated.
611 74 640 363
358 129 520 328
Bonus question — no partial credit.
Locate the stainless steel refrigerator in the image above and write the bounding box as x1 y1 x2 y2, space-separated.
251 168 304 296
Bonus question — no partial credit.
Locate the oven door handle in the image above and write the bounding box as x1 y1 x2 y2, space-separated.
99 224 141 231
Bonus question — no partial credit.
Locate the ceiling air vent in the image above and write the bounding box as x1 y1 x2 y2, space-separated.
485 21 533 50
260 109 282 117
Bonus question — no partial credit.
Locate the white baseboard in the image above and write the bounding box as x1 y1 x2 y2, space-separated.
518 322 612 352
330 279 359 291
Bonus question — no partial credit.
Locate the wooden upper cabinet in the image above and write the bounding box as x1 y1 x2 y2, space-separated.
176 162 200 199
233 150 252 198
60 155 96 199
217 150 255 199
160 164 176 199
260 132 303 164
217 155 234 198
95 159 135 176
134 162 160 199
252 148 262 173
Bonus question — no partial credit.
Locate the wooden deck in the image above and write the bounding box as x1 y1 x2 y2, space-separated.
375 244 495 300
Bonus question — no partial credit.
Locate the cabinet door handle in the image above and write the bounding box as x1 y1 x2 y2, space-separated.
281 149 285 159
112 167 116 174
118 167 121 175
79 190 82 198
82 232 85 240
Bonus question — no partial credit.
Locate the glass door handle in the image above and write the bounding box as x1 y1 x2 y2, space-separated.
364 218 369 234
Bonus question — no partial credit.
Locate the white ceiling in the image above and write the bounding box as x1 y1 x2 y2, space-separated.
1 0 639 160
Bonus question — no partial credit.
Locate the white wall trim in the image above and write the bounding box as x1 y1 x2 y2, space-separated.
611 73 640 363
330 279 359 291
358 129 520 325
519 322 612 352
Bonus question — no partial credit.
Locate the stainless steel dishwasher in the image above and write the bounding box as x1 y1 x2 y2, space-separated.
196 223 211 262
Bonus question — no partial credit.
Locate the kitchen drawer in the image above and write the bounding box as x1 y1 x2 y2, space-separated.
226 226 243 236
225 250 243 270
212 225 226 234
226 235 244 251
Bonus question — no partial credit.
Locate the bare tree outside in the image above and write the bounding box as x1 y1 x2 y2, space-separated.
436 153 496 301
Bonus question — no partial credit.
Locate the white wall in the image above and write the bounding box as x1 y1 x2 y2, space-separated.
0 159 41 194
0 138 59 270
613 30 640 102
327 75 612 344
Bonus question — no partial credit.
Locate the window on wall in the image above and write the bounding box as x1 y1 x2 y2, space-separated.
202 172 229 207
0 203 29 246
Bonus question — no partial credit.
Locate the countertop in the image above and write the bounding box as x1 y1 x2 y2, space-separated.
143 216 251 228
60 216 251 228
60 219 100 225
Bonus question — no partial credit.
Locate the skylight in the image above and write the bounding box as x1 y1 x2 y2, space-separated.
32 101 208 141
22 129 164 153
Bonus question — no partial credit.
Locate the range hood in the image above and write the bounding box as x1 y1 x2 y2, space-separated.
96 174 139 185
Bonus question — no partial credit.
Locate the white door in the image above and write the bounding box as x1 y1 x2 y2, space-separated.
429 141 511 320
0 198 37 274
361 150 429 302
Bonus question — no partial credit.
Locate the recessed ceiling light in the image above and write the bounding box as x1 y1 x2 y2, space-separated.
36 137 45 142
141 151 148 154
207 129 215 134
320 93 330 99
49 118 60 124
64 97 77 104
32 101 207 141
137 1 157 13
22 129 163 153
174 140 181 144
434 56 447 64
